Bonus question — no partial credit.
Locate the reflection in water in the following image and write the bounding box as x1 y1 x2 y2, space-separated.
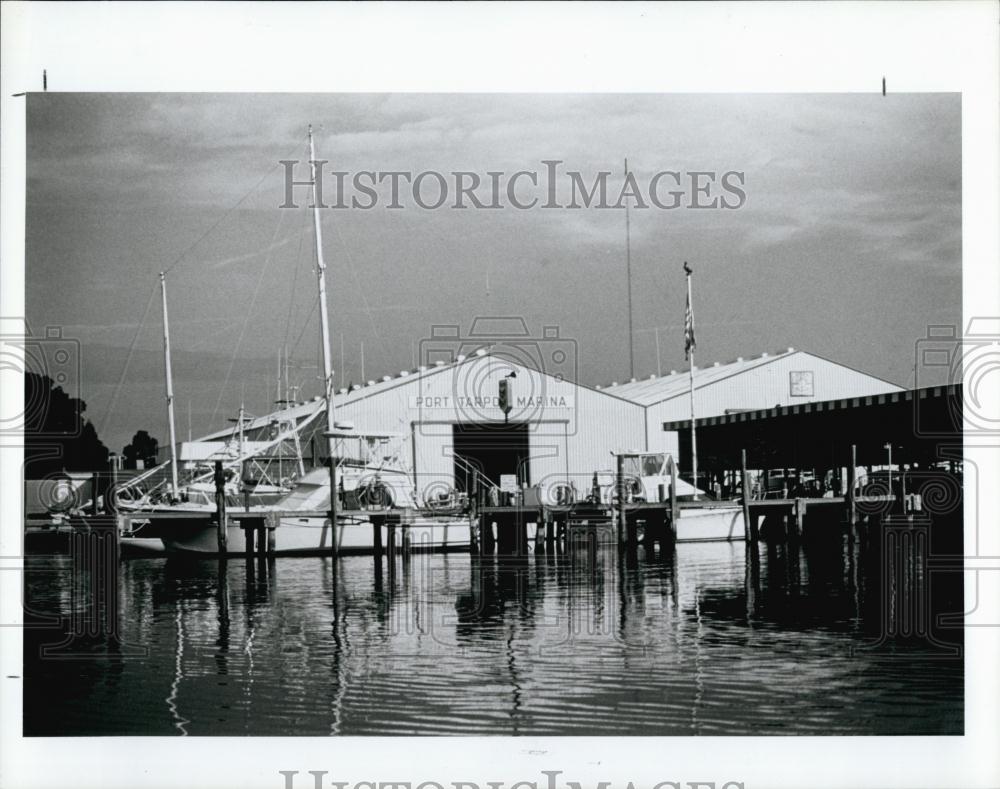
24 528 963 736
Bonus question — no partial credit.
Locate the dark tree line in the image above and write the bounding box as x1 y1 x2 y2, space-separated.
23 372 160 477
23 372 109 478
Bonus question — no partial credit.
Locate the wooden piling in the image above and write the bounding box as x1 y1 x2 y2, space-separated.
214 460 228 554
848 444 858 529
108 456 119 515
266 520 276 555
373 517 384 558
668 456 679 542
91 472 100 516
616 454 627 546
256 523 266 557
741 449 755 543
794 498 805 540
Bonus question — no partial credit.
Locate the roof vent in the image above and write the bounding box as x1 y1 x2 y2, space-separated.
350 384 361 391
338 388 347 394
398 370 409 377
629 377 637 383
456 354 466 362
670 369 677 375
713 361 720 367
786 347 795 353
381 375 391 382
737 357 743 362
418 365 427 372
366 380 375 386
596 384 603 390
611 381 619 387
649 374 656 379
434 360 445 367
761 352 769 358
313 395 321 401
475 348 486 357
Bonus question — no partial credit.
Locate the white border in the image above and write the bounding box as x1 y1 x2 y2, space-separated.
2 2 998 788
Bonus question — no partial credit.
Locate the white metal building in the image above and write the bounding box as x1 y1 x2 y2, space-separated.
600 348 904 458
200 349 646 502
196 346 901 500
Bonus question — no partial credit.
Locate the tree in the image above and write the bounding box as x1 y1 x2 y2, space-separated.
122 430 159 470
23 372 110 478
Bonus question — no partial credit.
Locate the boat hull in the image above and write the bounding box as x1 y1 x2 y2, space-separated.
160 515 474 556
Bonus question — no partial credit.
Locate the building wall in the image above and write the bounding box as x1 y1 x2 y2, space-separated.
326 355 646 500
649 351 903 464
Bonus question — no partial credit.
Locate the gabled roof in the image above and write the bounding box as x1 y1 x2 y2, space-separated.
603 348 902 406
605 350 797 406
198 348 640 441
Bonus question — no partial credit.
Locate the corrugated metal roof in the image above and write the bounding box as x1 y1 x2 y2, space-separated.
606 350 795 405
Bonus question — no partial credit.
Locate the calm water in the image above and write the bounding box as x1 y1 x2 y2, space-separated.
23 531 963 736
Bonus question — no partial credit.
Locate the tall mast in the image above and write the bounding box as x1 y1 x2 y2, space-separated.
159 272 180 496
625 158 635 381
309 126 339 528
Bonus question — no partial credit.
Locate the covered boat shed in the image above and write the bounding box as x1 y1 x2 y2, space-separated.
663 384 963 490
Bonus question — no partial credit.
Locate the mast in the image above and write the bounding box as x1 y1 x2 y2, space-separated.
159 272 180 496
308 125 339 530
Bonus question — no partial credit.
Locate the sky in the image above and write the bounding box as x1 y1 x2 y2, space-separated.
25 93 961 453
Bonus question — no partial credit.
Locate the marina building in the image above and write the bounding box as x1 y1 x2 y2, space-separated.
195 346 902 500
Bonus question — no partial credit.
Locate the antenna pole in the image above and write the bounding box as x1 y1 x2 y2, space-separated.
159 272 180 496
625 158 635 381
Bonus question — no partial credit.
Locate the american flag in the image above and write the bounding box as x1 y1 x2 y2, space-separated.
684 268 696 360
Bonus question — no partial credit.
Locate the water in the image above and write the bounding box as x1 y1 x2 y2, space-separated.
23 532 963 736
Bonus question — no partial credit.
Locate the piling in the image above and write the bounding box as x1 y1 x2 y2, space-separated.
741 449 755 542
214 460 228 554
108 456 119 516
266 519 276 555
667 455 679 542
91 472 100 516
256 523 266 557
243 521 254 559
794 498 805 541
615 454 627 546
847 444 858 529
373 518 384 559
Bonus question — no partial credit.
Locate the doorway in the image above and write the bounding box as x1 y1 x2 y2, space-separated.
452 422 530 493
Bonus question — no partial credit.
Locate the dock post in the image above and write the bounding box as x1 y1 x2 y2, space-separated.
214 460 228 555
848 444 858 530
373 517 384 559
108 456 119 515
468 481 478 555
256 522 266 557
615 454 627 546
91 472 100 516
741 449 757 543
794 498 805 541
666 455 679 543
482 518 496 554
266 515 276 556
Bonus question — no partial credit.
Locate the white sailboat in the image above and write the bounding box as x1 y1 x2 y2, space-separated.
127 127 471 555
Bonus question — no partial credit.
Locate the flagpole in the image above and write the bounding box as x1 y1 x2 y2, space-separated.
685 264 698 498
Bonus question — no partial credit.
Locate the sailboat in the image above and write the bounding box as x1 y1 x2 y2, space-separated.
123 127 471 555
